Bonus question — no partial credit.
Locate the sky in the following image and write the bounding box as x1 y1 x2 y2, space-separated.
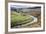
10 3 41 8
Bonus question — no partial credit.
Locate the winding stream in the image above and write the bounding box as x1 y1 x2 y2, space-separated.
21 15 37 27
14 15 37 28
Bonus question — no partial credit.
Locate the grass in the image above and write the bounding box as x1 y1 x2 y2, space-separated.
11 11 32 27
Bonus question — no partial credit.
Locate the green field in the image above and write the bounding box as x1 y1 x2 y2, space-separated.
11 12 33 27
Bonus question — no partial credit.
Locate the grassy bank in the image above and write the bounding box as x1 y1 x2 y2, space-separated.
11 12 33 27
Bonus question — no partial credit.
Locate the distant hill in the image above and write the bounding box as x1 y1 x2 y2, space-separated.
11 6 41 11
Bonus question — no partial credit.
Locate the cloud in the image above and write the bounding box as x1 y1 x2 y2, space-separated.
10 3 41 8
